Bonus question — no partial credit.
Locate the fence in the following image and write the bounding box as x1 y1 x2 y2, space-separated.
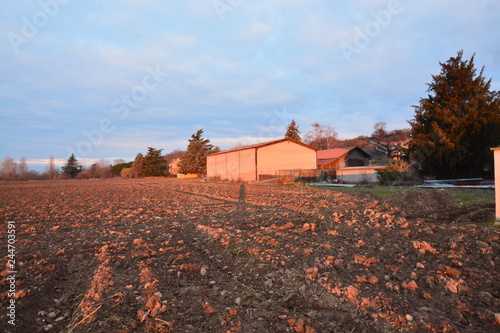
277 169 335 183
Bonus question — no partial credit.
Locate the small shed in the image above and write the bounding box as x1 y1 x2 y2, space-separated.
206 138 317 182
317 146 371 169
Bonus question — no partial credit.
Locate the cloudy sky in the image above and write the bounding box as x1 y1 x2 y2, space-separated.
1 0 499 170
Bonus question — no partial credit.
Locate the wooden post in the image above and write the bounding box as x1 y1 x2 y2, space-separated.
492 147 500 223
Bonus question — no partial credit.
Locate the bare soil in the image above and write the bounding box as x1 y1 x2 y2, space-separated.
0 178 498 332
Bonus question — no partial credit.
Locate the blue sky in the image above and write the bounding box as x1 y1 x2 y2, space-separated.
1 0 499 170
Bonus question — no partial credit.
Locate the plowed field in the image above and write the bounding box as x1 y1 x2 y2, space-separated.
0 179 499 332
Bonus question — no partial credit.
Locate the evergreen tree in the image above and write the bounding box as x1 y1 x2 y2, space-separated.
62 154 83 178
408 50 500 178
131 153 144 178
139 148 166 177
178 129 213 176
285 119 302 141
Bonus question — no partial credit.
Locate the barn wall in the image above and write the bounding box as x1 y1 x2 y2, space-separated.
207 149 257 181
206 154 220 178
257 141 316 177
227 149 256 181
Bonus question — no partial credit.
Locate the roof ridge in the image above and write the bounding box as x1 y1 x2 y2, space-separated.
209 137 316 156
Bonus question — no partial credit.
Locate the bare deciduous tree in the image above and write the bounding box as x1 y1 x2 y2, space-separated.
304 122 338 149
0 157 18 180
372 121 387 141
18 156 28 180
45 155 58 180
113 158 125 166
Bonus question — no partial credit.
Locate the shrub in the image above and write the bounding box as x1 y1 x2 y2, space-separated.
110 162 133 176
121 168 132 179
76 170 91 180
377 160 420 186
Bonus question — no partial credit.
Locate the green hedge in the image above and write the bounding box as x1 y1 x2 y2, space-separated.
377 170 418 186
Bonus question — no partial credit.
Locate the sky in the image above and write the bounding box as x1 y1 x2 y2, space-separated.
1 0 499 171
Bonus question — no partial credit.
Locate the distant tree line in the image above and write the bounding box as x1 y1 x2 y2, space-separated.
0 129 214 180
0 156 38 180
0 124 411 181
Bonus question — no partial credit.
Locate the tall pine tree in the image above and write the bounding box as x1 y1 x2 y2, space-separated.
178 129 213 176
62 154 83 178
408 50 500 178
285 119 302 141
139 148 166 177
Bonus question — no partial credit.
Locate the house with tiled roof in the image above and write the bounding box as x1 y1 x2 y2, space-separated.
317 147 384 183
317 146 371 169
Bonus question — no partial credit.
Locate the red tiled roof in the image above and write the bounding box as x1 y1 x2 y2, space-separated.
317 148 351 160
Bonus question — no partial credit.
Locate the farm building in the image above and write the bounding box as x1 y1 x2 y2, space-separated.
317 147 382 183
168 158 198 179
206 138 317 182
168 158 181 175
317 146 371 169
